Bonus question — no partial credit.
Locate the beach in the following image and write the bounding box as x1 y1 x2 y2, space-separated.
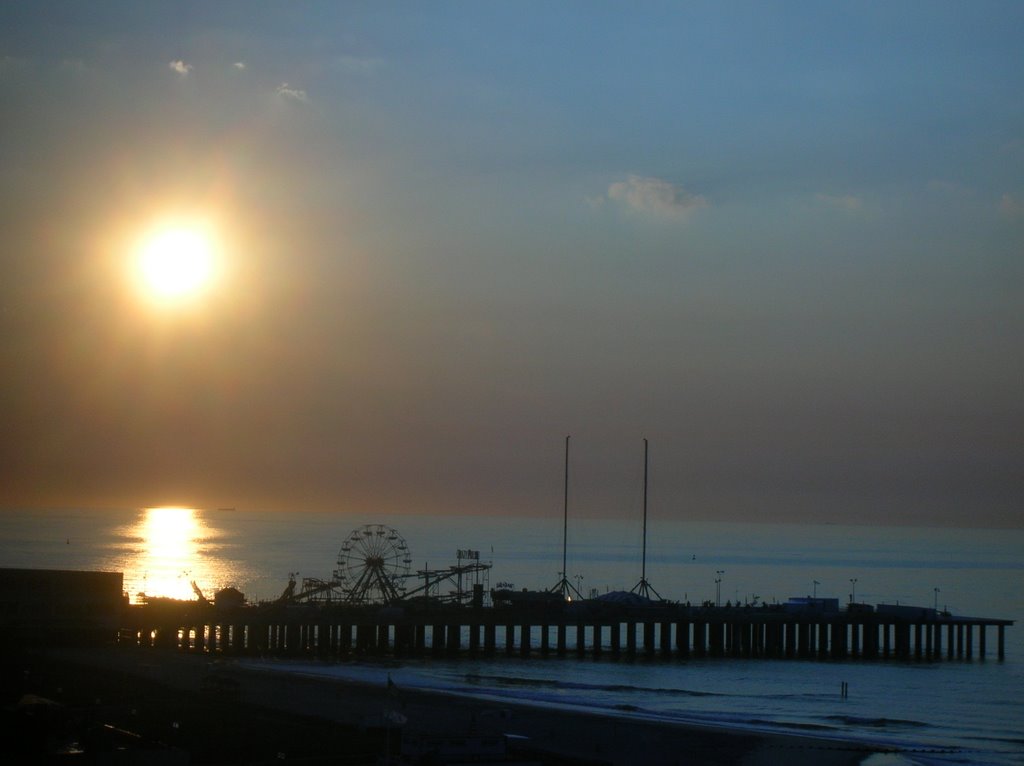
3 646 900 765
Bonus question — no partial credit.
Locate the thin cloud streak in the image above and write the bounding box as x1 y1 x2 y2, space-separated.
275 82 308 102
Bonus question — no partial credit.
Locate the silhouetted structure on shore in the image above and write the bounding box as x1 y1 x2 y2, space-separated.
0 568 126 646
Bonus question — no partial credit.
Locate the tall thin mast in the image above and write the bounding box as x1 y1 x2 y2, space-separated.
641 437 648 583
562 434 569 585
551 434 583 600
632 437 662 601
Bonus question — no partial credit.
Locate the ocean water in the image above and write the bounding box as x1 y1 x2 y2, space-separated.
2 507 1022 763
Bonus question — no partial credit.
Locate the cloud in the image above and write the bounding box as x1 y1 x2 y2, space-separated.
233 61 246 70
606 175 707 218
169 60 192 76
276 82 308 102
999 193 1023 218
815 192 863 212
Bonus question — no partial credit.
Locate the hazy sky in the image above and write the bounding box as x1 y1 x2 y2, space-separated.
1 2 1021 526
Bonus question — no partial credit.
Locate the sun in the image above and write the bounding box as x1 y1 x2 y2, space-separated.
134 222 219 301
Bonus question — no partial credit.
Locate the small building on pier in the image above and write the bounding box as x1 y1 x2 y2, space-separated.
784 597 840 614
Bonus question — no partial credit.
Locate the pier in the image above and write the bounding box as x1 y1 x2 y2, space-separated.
1 568 1013 664
121 599 1013 663
112 516 1020 666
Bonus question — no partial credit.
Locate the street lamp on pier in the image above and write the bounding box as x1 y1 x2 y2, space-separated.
715 570 724 607
813 580 820 599
934 587 940 612
849 578 858 604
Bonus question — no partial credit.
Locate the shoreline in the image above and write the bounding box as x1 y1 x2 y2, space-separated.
244 658 896 748
8 647 909 765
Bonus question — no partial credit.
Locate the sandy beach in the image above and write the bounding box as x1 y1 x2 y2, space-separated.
1 646 902 765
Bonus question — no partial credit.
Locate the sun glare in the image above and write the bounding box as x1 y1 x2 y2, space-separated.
129 507 207 601
134 223 219 301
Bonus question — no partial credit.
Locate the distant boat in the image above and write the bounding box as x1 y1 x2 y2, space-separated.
216 507 237 512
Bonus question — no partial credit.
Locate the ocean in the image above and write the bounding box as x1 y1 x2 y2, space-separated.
2 507 1022 764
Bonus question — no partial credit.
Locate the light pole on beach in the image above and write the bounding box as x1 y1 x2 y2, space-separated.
715 570 724 607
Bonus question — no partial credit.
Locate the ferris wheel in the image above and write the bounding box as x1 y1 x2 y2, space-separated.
333 524 413 604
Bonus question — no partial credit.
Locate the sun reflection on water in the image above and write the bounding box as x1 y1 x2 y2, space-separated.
121 507 226 603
